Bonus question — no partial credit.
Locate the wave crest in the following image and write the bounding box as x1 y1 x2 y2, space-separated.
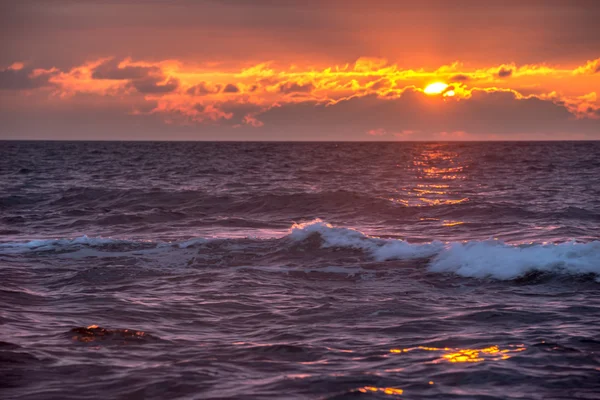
289 219 600 280
289 219 442 260
2 220 599 281
429 240 600 279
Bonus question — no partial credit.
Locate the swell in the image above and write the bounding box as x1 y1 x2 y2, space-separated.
5 187 398 214
4 187 599 222
2 220 599 282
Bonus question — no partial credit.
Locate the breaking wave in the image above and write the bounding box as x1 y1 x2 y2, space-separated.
290 219 600 280
2 219 599 281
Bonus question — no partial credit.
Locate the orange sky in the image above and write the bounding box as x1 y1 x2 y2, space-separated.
1 0 600 140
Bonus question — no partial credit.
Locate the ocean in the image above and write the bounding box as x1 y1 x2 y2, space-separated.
1 141 599 399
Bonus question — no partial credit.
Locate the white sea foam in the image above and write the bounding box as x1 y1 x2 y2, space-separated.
289 219 441 259
289 219 600 280
429 240 600 279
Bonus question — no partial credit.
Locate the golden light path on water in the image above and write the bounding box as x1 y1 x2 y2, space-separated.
389 344 527 363
347 345 527 396
384 145 471 240
357 386 404 395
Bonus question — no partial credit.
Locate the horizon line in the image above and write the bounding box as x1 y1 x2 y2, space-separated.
1 139 600 143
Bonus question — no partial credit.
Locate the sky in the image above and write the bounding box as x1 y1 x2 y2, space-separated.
1 0 600 140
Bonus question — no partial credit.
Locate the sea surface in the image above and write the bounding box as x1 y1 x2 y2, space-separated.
1 141 600 399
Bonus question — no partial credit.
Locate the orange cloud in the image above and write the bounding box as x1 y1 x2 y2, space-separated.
367 128 386 136
2 56 600 134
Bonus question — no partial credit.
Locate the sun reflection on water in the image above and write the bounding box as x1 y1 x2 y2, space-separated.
442 220 465 227
417 184 449 189
413 188 448 195
392 145 471 208
389 344 526 363
418 197 469 206
358 386 404 395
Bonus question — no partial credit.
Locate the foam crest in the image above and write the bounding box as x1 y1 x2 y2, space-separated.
289 219 600 280
430 240 600 279
289 219 443 260
290 219 378 248
4 221 600 281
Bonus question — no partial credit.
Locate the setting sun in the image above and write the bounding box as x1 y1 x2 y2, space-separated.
424 82 449 95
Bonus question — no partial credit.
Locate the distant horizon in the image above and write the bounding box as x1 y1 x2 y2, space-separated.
3 139 600 143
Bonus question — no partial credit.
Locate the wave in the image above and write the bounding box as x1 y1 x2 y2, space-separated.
290 220 600 280
0 235 208 254
0 235 134 252
289 219 444 260
1 187 475 220
429 240 600 279
7 186 600 220
2 219 599 281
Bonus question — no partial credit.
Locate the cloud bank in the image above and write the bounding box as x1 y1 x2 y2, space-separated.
1 56 599 140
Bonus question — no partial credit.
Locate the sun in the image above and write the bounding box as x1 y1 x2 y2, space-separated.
424 82 449 95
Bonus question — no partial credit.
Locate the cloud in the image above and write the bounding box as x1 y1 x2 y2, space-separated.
130 77 179 94
3 0 600 76
0 64 55 90
497 67 513 78
573 58 600 75
366 128 386 136
2 86 599 140
91 59 160 80
450 74 470 82
1 56 599 139
279 81 315 94
251 89 600 139
187 82 221 96
222 83 240 93
89 59 180 94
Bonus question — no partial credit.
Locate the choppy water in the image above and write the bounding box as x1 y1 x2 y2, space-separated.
1 141 600 399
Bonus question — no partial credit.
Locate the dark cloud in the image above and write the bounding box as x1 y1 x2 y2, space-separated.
595 65 600 73
369 79 389 90
187 82 221 96
497 67 513 78
251 89 600 138
218 102 265 125
442 85 455 95
92 58 179 94
130 77 179 94
2 87 600 140
279 82 314 93
451 74 470 82
223 83 240 93
0 66 54 90
91 59 159 80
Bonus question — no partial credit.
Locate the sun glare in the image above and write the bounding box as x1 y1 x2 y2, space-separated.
424 82 449 95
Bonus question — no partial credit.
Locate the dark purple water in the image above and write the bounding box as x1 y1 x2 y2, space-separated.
1 141 600 399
